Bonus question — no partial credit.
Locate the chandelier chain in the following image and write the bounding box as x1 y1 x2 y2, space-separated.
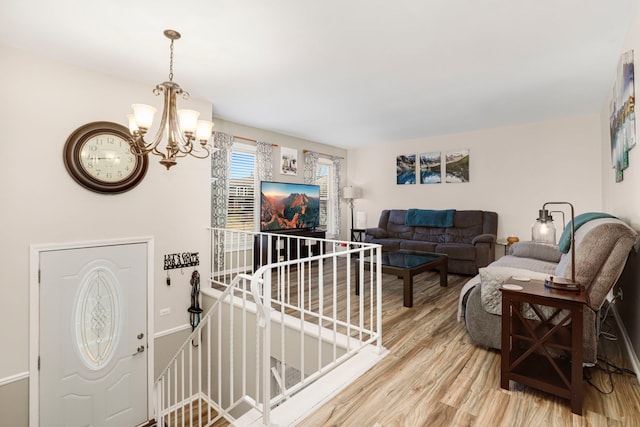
169 38 174 82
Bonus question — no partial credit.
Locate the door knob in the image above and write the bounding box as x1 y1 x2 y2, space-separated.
137 333 144 339
132 345 145 356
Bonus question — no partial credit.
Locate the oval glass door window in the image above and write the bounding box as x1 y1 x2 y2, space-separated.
73 267 122 370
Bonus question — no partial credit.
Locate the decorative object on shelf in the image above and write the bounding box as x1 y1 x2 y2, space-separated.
63 121 148 194
126 29 214 170
531 209 557 244
506 236 520 245
445 149 470 183
609 49 635 183
280 146 298 175
534 202 581 291
343 186 362 231
419 152 442 184
396 154 416 184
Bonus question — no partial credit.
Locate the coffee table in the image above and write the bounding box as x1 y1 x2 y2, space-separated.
355 249 448 307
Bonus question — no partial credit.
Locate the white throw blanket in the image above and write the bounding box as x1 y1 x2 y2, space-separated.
457 266 561 322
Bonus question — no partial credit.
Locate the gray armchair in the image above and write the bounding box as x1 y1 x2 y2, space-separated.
460 217 638 365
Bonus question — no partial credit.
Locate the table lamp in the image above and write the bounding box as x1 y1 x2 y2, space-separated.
533 202 580 291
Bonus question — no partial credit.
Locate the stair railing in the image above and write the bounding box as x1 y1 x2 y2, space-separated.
153 228 382 426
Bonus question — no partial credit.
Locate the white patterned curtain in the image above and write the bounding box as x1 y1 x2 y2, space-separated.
331 156 342 238
211 132 234 270
211 131 234 227
256 141 274 183
303 151 319 184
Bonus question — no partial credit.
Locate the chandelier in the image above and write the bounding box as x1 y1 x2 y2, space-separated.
126 29 214 169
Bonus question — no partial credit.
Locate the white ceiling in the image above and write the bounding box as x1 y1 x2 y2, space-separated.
1 0 638 149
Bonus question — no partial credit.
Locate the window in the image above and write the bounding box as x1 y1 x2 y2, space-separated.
315 158 334 234
226 146 256 231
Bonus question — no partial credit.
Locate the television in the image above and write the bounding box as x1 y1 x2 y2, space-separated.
260 181 321 232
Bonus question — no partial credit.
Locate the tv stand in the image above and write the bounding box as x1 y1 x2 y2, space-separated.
253 229 326 270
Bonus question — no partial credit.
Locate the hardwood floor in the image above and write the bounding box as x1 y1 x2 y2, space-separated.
162 398 229 427
298 270 640 427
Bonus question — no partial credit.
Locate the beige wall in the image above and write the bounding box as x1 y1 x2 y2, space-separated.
213 118 349 237
0 43 347 422
1 44 212 379
601 7 640 361
346 114 603 242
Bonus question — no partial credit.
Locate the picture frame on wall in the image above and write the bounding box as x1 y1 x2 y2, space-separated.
419 152 442 184
610 49 635 183
397 154 416 184
280 146 298 175
445 149 470 183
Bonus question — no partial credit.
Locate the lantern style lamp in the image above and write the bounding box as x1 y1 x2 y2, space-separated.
531 209 557 244
534 202 580 291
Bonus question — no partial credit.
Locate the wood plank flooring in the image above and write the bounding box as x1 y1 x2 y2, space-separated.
161 398 228 427
297 269 640 427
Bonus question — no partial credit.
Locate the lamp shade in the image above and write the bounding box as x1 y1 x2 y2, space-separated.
531 209 556 244
343 186 362 199
178 109 200 133
195 120 214 142
131 103 157 129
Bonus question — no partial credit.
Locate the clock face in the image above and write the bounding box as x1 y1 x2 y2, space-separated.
64 121 148 194
79 133 137 183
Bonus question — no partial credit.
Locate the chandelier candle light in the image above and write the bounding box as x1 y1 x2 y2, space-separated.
127 29 214 169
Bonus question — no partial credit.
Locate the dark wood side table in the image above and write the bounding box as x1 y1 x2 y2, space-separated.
500 277 586 415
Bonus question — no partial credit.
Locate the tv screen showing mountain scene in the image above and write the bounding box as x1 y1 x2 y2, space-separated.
260 181 320 231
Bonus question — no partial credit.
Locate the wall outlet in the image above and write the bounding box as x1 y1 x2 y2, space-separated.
160 307 171 316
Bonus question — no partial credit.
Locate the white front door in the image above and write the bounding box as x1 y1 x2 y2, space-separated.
39 243 148 427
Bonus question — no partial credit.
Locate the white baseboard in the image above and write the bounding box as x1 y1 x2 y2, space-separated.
611 304 640 384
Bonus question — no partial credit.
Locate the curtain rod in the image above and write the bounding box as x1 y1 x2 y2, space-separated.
215 132 278 146
303 149 344 160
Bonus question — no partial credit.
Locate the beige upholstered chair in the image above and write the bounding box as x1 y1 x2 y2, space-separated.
461 217 638 365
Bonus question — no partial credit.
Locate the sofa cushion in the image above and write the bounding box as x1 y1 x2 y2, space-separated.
510 241 561 263
444 211 484 244
412 226 446 243
366 227 388 239
492 254 558 275
435 243 476 260
387 210 414 239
